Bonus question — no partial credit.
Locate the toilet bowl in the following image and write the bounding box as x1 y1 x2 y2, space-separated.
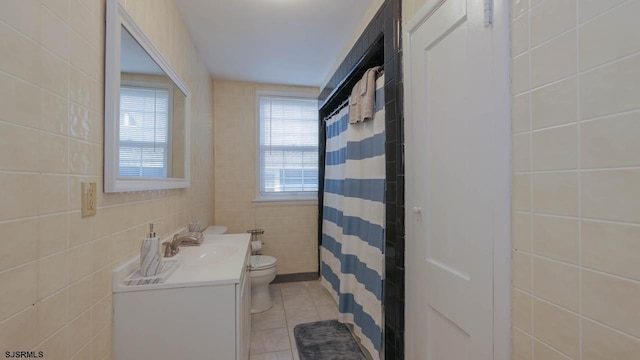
203 226 278 313
249 255 277 313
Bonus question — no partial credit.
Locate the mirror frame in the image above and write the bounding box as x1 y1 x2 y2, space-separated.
104 0 191 193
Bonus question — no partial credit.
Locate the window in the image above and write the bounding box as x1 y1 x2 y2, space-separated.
257 93 319 201
119 81 172 178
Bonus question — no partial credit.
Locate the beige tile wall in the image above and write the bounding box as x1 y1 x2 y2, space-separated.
213 80 319 275
403 0 640 358
0 0 214 359
510 0 640 358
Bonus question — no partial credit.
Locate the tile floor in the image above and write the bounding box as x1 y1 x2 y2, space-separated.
249 280 339 360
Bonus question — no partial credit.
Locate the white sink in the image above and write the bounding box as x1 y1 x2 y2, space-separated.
113 233 250 291
179 242 239 267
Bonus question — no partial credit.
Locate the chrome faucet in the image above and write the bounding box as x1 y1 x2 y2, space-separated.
162 234 202 257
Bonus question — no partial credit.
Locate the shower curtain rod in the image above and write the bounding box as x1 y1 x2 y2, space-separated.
323 97 350 122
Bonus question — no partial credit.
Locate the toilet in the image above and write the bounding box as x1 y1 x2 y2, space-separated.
249 255 277 313
202 225 277 313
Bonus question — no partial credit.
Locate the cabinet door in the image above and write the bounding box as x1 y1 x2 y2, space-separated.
237 266 251 360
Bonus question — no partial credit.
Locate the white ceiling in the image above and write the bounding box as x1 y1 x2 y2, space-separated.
174 0 374 87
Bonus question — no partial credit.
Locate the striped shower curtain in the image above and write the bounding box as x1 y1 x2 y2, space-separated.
321 74 385 359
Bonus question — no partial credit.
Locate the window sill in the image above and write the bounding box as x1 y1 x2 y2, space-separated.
252 197 318 206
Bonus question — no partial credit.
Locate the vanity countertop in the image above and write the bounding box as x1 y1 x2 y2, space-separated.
113 233 250 292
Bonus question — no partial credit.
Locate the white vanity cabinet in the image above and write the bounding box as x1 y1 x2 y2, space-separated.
113 234 251 360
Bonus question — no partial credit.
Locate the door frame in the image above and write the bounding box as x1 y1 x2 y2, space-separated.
402 0 512 359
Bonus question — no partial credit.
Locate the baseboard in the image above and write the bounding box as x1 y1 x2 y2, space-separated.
273 272 319 284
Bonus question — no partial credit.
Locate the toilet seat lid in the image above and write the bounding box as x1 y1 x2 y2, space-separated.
250 255 277 270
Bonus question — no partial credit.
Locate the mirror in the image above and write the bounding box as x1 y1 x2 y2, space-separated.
104 0 190 192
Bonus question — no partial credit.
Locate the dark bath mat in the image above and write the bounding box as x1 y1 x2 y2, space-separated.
294 320 367 360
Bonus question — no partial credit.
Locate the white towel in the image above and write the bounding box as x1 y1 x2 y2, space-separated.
359 66 381 122
348 66 382 124
349 79 361 124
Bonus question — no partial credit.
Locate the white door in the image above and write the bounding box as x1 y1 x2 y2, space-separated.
404 0 511 359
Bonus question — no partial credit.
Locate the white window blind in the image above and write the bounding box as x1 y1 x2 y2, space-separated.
258 95 318 198
119 84 170 177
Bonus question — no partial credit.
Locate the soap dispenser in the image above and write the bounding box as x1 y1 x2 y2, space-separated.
140 223 162 277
